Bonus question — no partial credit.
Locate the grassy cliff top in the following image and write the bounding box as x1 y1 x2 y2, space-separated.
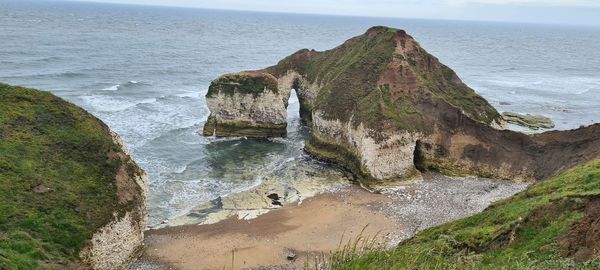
206 71 279 98
0 83 138 269
267 26 501 131
331 157 600 269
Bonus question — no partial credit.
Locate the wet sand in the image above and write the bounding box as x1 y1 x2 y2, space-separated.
132 174 528 270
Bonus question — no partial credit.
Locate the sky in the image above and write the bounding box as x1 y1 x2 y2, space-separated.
69 0 600 26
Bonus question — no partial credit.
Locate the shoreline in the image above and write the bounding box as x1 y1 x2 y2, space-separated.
132 173 528 270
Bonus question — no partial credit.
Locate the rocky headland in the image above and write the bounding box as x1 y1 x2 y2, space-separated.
0 84 147 269
203 26 600 184
125 25 600 269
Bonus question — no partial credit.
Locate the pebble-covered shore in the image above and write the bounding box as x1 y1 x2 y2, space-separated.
131 173 528 270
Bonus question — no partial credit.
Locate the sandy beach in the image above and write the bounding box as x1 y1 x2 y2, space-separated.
132 174 528 270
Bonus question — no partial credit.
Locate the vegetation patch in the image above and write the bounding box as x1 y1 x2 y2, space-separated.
355 84 429 133
0 83 133 269
268 26 500 131
268 27 399 129
411 54 501 126
212 119 287 138
206 73 279 98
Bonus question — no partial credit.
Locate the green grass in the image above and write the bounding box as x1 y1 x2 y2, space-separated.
266 26 399 131
360 84 428 133
266 26 500 134
299 27 399 129
206 73 279 98
0 83 136 269
328 158 600 269
410 52 501 126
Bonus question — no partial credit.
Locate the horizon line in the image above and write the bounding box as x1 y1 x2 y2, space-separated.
57 0 600 28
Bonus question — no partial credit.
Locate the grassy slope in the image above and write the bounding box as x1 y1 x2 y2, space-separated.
267 27 500 132
266 27 399 130
332 158 600 269
296 28 399 129
0 84 129 269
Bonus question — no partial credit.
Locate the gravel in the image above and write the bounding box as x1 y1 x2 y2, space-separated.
375 173 529 245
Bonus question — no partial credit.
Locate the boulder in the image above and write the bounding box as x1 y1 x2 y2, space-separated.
502 112 555 129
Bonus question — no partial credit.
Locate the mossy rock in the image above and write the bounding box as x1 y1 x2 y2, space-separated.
503 111 555 130
206 72 279 98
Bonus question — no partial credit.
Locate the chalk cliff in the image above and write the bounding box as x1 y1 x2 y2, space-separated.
202 72 288 137
202 27 600 183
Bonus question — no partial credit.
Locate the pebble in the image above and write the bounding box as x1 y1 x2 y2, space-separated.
376 173 528 245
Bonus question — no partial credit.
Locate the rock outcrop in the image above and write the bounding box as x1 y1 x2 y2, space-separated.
0 83 147 270
202 72 288 137
201 26 600 184
502 111 555 129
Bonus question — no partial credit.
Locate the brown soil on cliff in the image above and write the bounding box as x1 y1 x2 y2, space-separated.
558 196 600 262
416 94 600 181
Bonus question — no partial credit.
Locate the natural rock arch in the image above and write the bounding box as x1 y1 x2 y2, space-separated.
202 26 600 185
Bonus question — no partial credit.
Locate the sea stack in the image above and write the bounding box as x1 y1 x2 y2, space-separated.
202 71 289 137
0 84 147 270
202 26 600 184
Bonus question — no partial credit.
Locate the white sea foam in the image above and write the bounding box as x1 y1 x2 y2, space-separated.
80 94 157 112
102 80 142 91
102 84 120 91
175 92 200 98
575 85 597 95
174 165 187 174
207 136 247 143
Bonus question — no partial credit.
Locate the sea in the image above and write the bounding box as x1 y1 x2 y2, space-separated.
1 0 599 227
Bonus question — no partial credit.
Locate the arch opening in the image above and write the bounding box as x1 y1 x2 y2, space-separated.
413 140 427 173
286 88 302 133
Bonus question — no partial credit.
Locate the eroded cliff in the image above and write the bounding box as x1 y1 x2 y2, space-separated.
0 83 147 270
202 26 600 183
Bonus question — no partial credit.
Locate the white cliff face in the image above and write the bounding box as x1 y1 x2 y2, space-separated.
276 71 319 109
277 72 424 181
206 89 287 126
312 112 423 181
79 211 146 270
79 133 148 270
275 71 295 106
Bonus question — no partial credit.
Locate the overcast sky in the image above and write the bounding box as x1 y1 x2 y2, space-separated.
71 0 600 26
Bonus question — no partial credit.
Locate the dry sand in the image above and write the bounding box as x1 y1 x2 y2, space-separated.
136 186 396 269
132 174 528 270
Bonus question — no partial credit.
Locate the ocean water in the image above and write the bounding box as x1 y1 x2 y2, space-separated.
1 1 599 227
